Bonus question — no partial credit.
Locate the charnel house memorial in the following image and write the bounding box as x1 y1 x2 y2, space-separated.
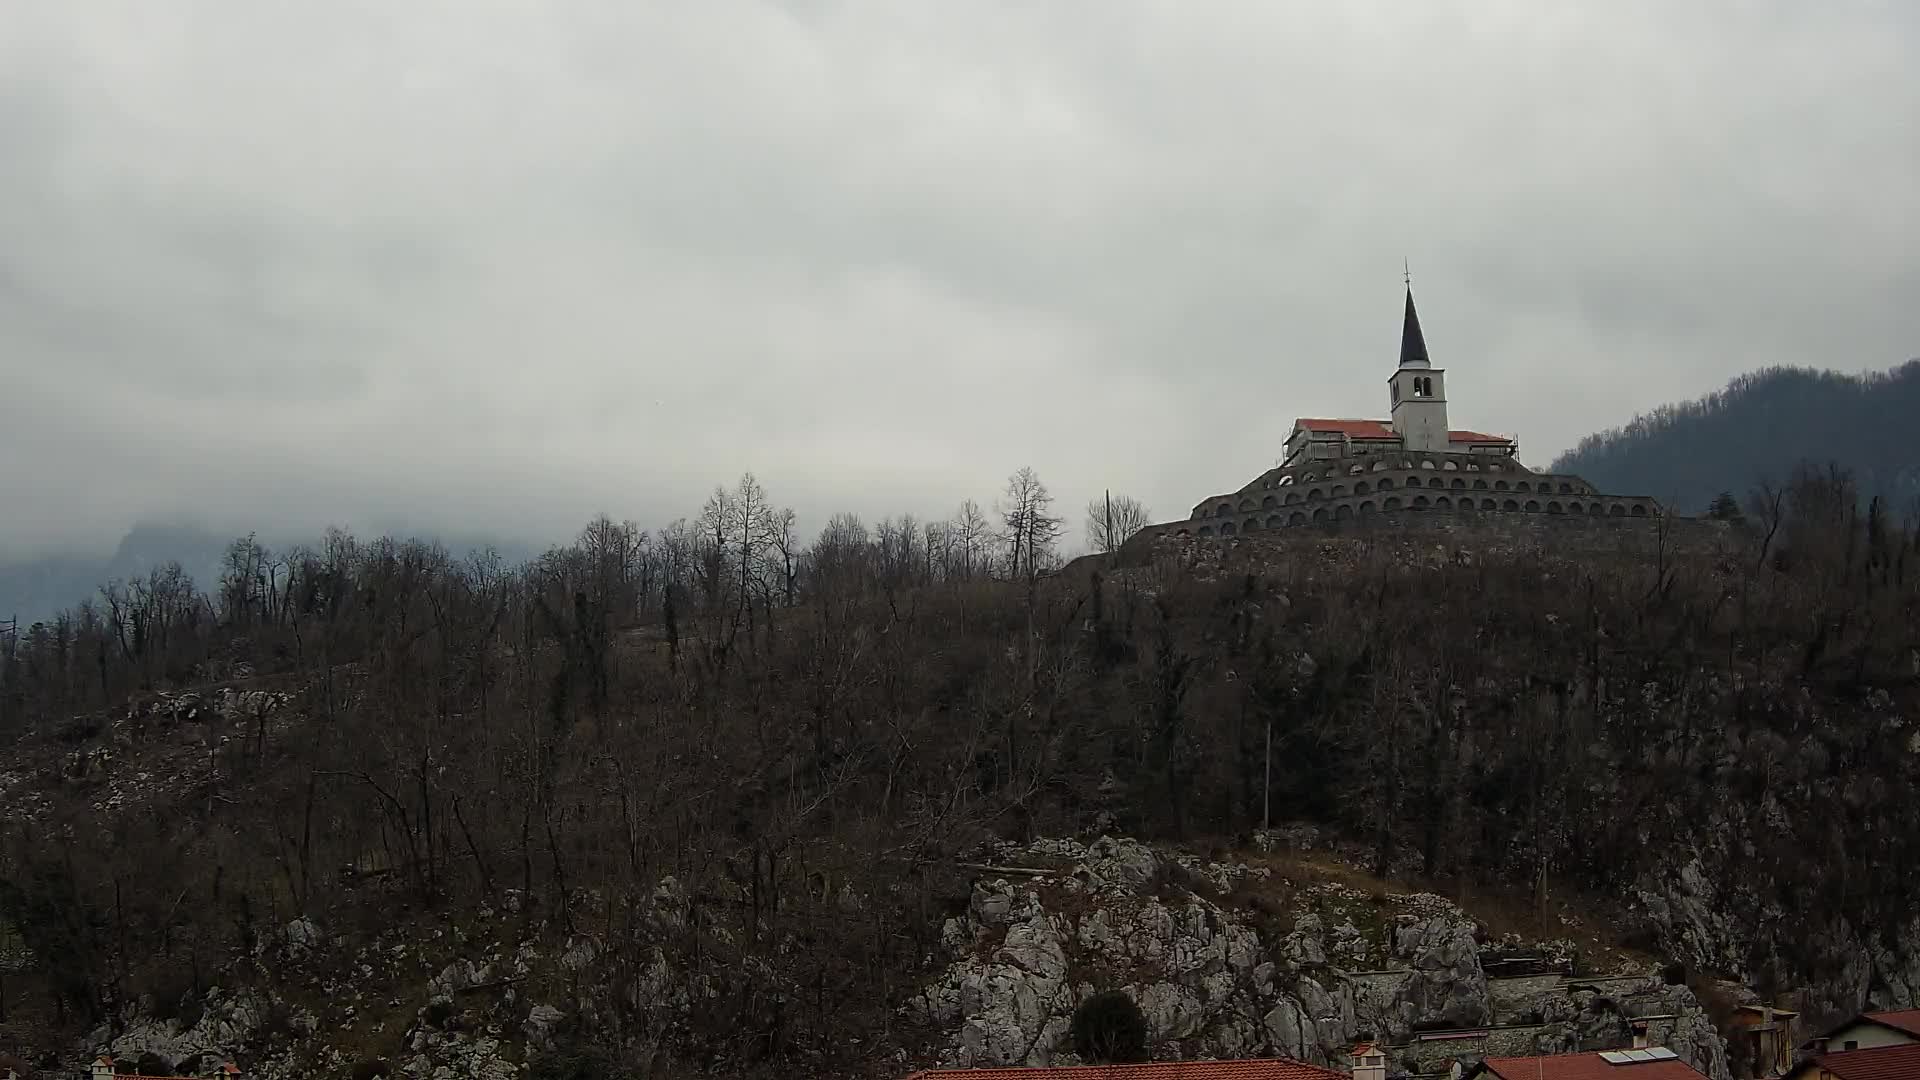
1150 286 1667 541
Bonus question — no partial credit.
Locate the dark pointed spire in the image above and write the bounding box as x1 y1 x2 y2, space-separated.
1399 286 1430 369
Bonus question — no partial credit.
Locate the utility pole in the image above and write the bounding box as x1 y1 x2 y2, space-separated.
1537 854 1550 937
1262 715 1272 833
0 615 14 738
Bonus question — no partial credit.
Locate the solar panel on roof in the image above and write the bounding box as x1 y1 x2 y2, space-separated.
1599 1052 1632 1064
1645 1048 1678 1060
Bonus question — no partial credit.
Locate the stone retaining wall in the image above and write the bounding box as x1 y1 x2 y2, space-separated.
1124 510 1738 564
1393 1023 1572 1076
1176 494 1671 539
1487 974 1572 1022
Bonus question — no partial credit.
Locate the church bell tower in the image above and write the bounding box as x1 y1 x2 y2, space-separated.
1388 285 1449 453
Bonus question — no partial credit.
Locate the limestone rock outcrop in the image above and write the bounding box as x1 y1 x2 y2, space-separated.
913 836 1733 1080
1393 916 1489 1029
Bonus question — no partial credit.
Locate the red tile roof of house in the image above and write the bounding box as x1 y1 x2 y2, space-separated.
903 1058 1346 1080
1807 1042 1920 1079
1478 1050 1709 1080
90 1055 237 1080
1447 429 1514 444
1863 1008 1920 1037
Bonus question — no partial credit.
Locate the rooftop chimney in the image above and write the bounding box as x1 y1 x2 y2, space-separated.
1632 1022 1650 1050
1352 1042 1387 1080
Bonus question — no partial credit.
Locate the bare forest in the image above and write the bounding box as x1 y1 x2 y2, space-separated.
1 462 1917 1077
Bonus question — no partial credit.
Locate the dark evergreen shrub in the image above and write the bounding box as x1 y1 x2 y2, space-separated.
1071 990 1149 1064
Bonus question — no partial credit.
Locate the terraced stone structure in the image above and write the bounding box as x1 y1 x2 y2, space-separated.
1154 286 1665 541
1180 451 1665 538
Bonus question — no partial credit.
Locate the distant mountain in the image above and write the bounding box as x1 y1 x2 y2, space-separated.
1552 360 1920 514
0 521 541 627
0 551 114 630
0 522 227 629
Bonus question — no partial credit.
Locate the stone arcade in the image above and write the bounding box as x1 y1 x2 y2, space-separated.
1167 287 1663 540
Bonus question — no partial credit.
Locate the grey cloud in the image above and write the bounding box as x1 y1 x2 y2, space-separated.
1 0 1916 560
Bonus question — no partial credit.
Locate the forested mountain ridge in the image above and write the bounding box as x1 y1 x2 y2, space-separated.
0 468 1917 1079
1552 360 1920 513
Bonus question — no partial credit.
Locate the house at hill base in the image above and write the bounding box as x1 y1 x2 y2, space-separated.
1782 1041 1920 1080
1456 1046 1710 1080
902 1049 1359 1080
1806 1008 1920 1054
1780 1008 1920 1080
89 1057 241 1080
1139 285 1668 543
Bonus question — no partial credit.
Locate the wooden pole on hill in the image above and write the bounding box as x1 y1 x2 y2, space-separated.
1262 717 1272 833
1537 854 1549 938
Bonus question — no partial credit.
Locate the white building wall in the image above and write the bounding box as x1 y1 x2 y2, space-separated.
1825 1021 1917 1051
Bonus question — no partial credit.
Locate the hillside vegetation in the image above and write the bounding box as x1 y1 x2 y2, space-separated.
1 466 1918 1077
1552 360 1920 513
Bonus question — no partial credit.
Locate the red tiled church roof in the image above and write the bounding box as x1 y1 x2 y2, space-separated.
1808 1042 1920 1080
1295 418 1398 439
1292 419 1513 445
904 1059 1346 1080
1478 1051 1708 1080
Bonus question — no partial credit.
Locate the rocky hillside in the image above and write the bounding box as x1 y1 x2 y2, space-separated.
18 833 1748 1080
3 473 1918 1078
914 836 1730 1077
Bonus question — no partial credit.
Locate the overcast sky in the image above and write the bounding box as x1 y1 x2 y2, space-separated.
3 1 1917 559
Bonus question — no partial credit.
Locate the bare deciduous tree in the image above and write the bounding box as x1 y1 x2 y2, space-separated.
1084 492 1152 554
769 507 801 608
998 467 1063 583
950 500 992 582
812 512 870 596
